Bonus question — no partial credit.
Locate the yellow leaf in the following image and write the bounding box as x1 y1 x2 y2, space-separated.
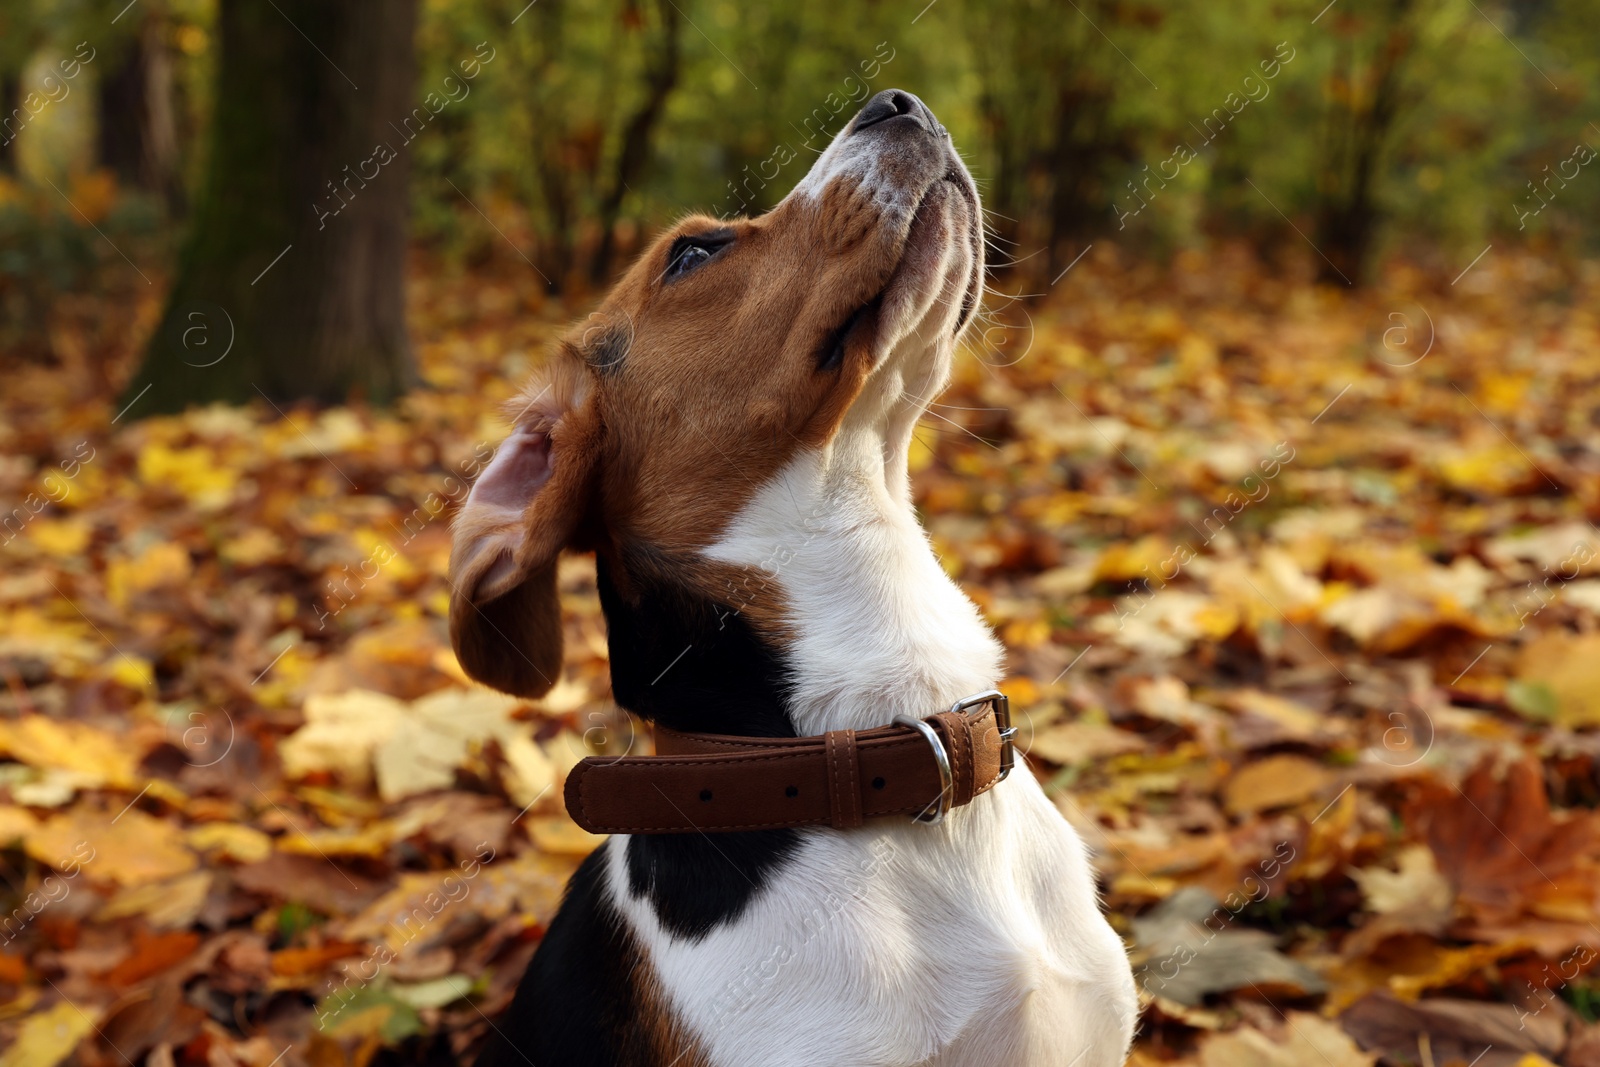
1516 632 1600 726
136 442 238 510
25 808 196 887
524 816 606 857
0 716 139 788
0 1000 98 1067
105 541 193 608
25 518 90 558
1388 941 1530 1001
186 822 274 863
280 821 399 859
220 527 285 566
0 805 40 846
107 655 154 692
1095 536 1169 582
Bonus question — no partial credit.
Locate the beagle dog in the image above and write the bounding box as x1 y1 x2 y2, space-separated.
451 89 1137 1067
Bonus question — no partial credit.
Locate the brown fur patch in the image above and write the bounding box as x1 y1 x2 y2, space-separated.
450 129 976 689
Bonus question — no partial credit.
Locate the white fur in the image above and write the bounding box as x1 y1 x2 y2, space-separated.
604 426 1137 1065
601 99 1137 1067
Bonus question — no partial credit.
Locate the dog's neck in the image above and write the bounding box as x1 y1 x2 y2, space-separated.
601 384 1003 740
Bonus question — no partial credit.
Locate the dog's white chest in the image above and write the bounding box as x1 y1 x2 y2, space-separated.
606 773 1135 1067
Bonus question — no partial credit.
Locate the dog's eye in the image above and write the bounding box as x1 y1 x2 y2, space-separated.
668 244 712 278
663 229 733 282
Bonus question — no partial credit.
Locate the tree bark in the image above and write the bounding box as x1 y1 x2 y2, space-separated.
98 13 185 215
590 0 682 284
126 0 417 414
1313 0 1414 285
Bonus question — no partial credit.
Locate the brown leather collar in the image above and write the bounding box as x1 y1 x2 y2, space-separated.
564 691 1015 834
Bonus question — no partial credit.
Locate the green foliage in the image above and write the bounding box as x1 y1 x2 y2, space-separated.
3 0 1596 292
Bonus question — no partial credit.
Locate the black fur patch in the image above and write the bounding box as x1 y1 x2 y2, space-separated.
473 843 659 1067
597 556 802 940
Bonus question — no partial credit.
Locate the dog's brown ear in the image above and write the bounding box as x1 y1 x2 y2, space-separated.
449 372 600 698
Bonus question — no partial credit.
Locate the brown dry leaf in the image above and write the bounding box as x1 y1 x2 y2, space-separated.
1339 992 1564 1067
92 979 206 1064
1023 719 1145 765
1223 754 1335 816
271 941 367 976
104 930 201 987
1199 1013 1375 1067
1405 757 1600 922
231 853 387 917
25 808 196 887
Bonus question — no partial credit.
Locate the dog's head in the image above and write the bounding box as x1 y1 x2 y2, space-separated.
450 89 982 700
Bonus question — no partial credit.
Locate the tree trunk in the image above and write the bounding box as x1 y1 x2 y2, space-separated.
590 0 682 284
0 73 18 173
98 13 185 215
125 0 417 414
1312 0 1414 285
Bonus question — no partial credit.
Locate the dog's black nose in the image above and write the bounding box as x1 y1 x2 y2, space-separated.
853 89 946 138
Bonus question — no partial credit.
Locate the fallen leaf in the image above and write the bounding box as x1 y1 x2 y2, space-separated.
271 941 367 976
104 930 201 987
0 1001 98 1067
185 822 274 863
232 853 386 917
1223 754 1335 816
1515 632 1600 726
97 871 213 928
0 717 139 789
1339 992 1564 1067
25 808 196 887
523 816 606 856
1023 718 1146 765
1199 1012 1375 1067
1405 757 1600 921
1131 887 1328 1006
1351 845 1453 916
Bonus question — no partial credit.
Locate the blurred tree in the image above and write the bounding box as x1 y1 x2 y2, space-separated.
591 0 680 283
0 3 45 177
96 7 185 215
1311 0 1423 284
126 0 417 413
967 0 1135 280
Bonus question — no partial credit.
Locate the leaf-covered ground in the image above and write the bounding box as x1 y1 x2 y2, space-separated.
3 246 1600 1067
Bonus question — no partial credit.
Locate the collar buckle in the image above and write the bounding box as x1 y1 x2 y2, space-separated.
893 689 1016 825
950 689 1015 782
